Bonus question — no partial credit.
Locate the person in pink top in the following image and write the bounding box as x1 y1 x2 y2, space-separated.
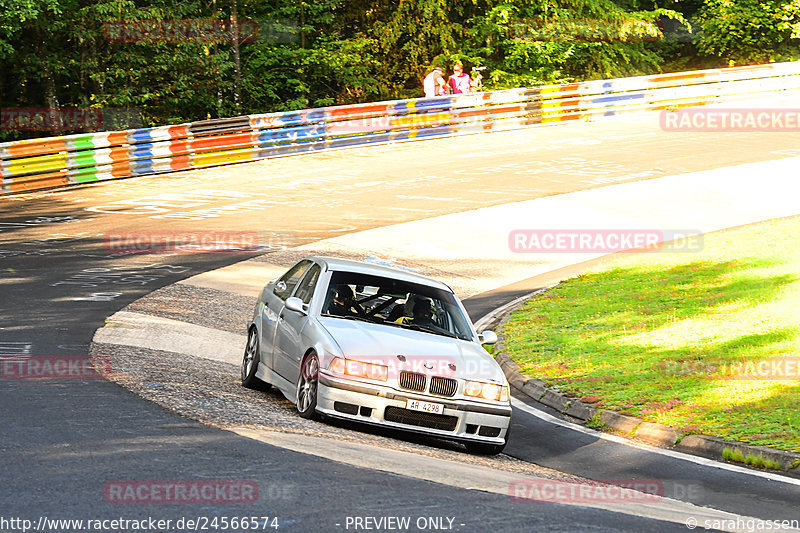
448 62 473 94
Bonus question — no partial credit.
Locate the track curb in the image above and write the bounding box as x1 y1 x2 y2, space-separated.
479 289 800 477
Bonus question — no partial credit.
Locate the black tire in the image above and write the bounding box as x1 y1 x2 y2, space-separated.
296 352 319 420
242 327 270 391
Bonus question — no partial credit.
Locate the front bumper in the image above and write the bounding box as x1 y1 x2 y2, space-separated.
317 372 511 444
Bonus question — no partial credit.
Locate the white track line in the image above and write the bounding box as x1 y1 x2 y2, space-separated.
511 397 800 487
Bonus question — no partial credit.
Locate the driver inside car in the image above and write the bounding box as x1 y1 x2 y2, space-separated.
395 298 436 327
326 285 362 317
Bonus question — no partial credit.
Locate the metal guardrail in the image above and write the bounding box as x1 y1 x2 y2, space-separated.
3 61 800 195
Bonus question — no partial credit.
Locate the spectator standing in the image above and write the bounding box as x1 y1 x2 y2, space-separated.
448 62 473 94
423 67 448 97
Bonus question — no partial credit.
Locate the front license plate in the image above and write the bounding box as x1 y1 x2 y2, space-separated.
406 399 444 415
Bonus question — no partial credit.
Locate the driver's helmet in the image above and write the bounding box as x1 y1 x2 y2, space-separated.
412 298 434 320
332 285 356 305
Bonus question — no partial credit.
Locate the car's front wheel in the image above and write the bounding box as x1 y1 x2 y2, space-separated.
242 328 270 391
297 352 319 420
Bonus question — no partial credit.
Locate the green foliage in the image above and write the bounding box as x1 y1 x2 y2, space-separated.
697 0 800 65
722 448 783 470
586 412 606 429
0 0 797 140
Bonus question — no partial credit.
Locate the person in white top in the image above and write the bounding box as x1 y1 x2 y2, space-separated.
423 67 448 97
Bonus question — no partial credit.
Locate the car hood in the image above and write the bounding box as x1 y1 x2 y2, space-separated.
317 317 504 382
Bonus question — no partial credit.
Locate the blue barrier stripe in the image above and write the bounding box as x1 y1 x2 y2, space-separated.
130 145 157 158
255 137 326 150
326 132 393 148
255 124 326 143
254 140 327 159
130 159 154 175
128 128 159 143
390 97 455 113
6 61 800 195
308 109 325 122
592 93 647 104
414 125 454 137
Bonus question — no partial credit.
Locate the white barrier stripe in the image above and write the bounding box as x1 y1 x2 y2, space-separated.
4 63 800 190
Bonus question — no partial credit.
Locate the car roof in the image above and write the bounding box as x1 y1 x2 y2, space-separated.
308 256 451 291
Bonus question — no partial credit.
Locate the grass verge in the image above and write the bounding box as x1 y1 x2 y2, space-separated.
722 448 782 470
502 216 800 452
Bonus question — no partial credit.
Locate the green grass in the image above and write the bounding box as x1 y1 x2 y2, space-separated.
503 216 800 452
722 448 782 470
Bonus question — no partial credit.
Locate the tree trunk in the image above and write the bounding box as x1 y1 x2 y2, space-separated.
231 0 242 113
35 24 62 135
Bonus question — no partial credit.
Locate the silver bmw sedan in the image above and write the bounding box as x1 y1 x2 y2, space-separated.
242 257 511 454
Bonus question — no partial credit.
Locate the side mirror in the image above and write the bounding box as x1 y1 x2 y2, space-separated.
284 297 307 315
478 330 498 345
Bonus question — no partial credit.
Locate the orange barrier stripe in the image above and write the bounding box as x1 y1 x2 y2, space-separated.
8 171 69 192
5 138 68 158
107 131 128 147
110 160 131 178
169 140 192 157
458 104 526 118
168 125 190 139
651 72 710 84
192 132 254 152
170 154 192 171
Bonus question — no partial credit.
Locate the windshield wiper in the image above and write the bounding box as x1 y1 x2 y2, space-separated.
320 313 381 324
391 322 458 338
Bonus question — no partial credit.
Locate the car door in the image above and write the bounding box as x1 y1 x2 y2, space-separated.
273 263 321 386
259 260 312 372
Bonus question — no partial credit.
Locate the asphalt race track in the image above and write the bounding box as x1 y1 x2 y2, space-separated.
3 112 800 532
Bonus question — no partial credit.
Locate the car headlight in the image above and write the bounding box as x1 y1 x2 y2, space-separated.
465 380 509 401
329 357 388 382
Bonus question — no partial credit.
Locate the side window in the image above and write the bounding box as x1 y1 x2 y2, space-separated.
273 260 311 300
293 264 321 304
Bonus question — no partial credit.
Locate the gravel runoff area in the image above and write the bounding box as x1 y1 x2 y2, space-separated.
90 278 579 481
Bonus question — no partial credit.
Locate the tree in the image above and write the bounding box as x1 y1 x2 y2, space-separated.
697 0 800 65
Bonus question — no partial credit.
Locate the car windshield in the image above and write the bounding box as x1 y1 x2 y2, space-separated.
320 271 474 341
